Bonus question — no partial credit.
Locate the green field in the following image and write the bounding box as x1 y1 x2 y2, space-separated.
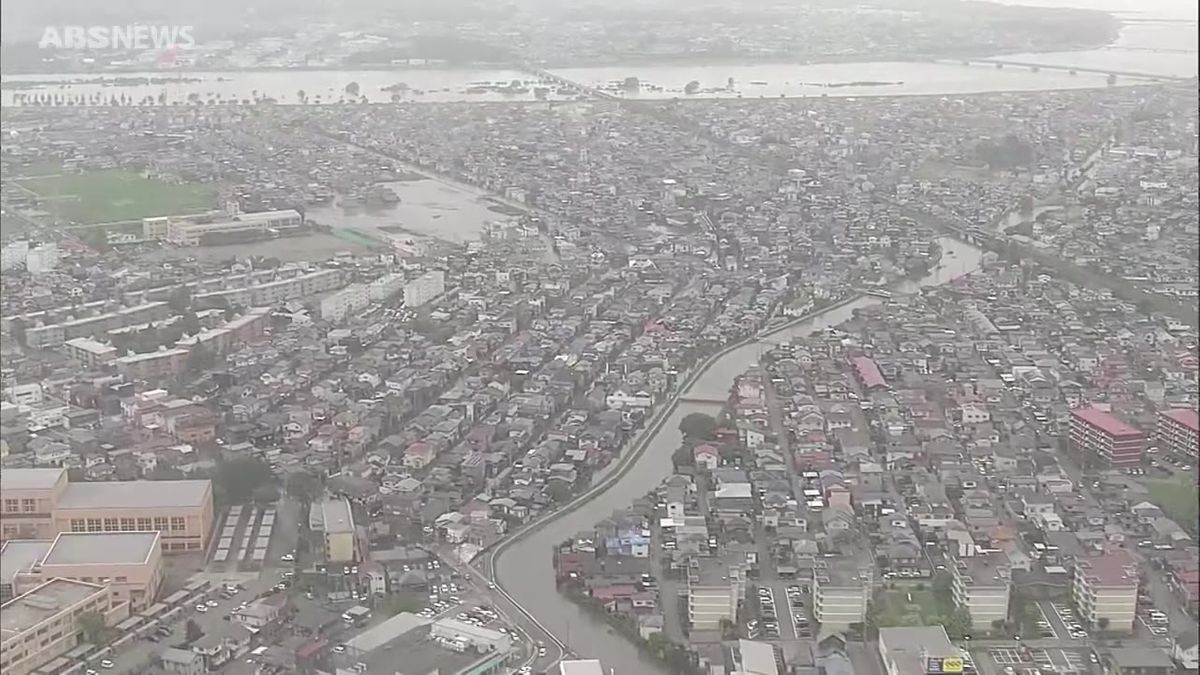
876 588 943 626
1147 477 1199 534
15 169 216 225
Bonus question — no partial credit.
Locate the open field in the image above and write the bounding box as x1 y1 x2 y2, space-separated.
875 587 943 626
14 168 217 224
1147 477 1199 534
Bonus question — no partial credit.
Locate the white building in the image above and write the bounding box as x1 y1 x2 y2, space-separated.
605 390 653 410
430 618 511 653
687 560 745 631
950 552 1011 629
320 284 370 323
367 274 405 302
403 270 445 307
559 660 605 675
25 245 60 274
1072 549 1139 632
153 209 303 247
813 563 872 628
0 241 30 271
877 626 962 675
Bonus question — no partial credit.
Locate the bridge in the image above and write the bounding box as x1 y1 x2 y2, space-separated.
523 65 619 101
950 58 1192 82
678 396 727 406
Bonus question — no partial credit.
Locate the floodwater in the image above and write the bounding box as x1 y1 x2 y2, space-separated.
493 237 985 674
305 178 521 244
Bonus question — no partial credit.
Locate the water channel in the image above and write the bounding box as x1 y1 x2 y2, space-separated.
492 236 985 673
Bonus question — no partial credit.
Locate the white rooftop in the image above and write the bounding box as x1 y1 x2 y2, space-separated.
560 659 606 675
41 531 159 566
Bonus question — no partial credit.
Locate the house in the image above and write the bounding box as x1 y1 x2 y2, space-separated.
694 444 720 470
606 390 653 410
232 594 286 629
403 441 435 469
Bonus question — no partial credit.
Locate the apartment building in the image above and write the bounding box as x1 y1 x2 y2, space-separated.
1 532 163 610
687 557 745 631
1072 548 1139 632
310 498 356 563
62 337 118 368
950 552 1012 629
18 302 170 350
114 348 190 379
367 273 406 302
319 284 371 323
403 270 446 307
0 578 117 675
812 558 873 629
1 468 213 554
195 269 343 308
1156 408 1199 460
1069 407 1145 468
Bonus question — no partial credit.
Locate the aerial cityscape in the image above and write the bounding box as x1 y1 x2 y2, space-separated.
0 0 1196 675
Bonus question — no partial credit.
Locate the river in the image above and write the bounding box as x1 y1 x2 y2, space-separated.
491 236 984 673
3 9 1195 108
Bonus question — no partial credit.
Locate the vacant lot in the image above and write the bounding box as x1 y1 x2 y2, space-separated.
15 169 216 224
876 587 943 626
1147 477 1199 535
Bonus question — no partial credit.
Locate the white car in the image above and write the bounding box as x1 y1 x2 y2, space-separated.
538 647 548 657
206 600 219 608
100 661 114 669
281 554 295 562
195 604 208 613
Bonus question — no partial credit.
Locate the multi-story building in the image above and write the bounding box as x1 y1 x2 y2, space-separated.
63 337 118 368
812 558 873 628
950 552 1011 629
0 578 119 675
149 209 303 247
310 498 356 563
1156 409 1199 461
18 302 170 350
194 269 343 308
114 348 190 379
0 531 163 610
0 468 213 554
1072 548 1139 632
319 284 371 323
877 626 963 675
367 273 406 302
687 557 746 631
0 468 68 541
403 270 445 307
1069 407 1145 468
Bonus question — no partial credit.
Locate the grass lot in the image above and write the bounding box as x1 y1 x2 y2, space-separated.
1147 477 1199 534
15 169 216 225
876 588 944 627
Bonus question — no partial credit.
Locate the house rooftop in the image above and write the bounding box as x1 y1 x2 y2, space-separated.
0 540 53 583
1162 408 1199 432
41 532 159 566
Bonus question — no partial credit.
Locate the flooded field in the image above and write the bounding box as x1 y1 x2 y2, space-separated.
306 178 524 244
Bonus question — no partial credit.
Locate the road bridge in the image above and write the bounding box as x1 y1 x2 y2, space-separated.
677 396 727 406
951 58 1192 82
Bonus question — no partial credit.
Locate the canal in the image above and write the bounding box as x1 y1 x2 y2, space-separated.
492 236 985 674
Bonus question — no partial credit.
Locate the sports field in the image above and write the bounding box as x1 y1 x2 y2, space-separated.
15 168 216 225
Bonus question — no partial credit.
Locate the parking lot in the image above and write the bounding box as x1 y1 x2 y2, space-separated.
985 646 1097 675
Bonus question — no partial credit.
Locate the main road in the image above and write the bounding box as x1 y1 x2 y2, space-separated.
487 236 986 674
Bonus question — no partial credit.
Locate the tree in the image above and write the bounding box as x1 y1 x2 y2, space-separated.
943 607 973 640
167 285 193 313
622 77 640 91
8 317 26 347
78 611 108 644
286 471 323 503
214 456 274 505
684 80 701 95
345 82 361 97
678 413 717 441
252 483 280 504
671 444 694 469
1097 617 1110 630
185 619 204 643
